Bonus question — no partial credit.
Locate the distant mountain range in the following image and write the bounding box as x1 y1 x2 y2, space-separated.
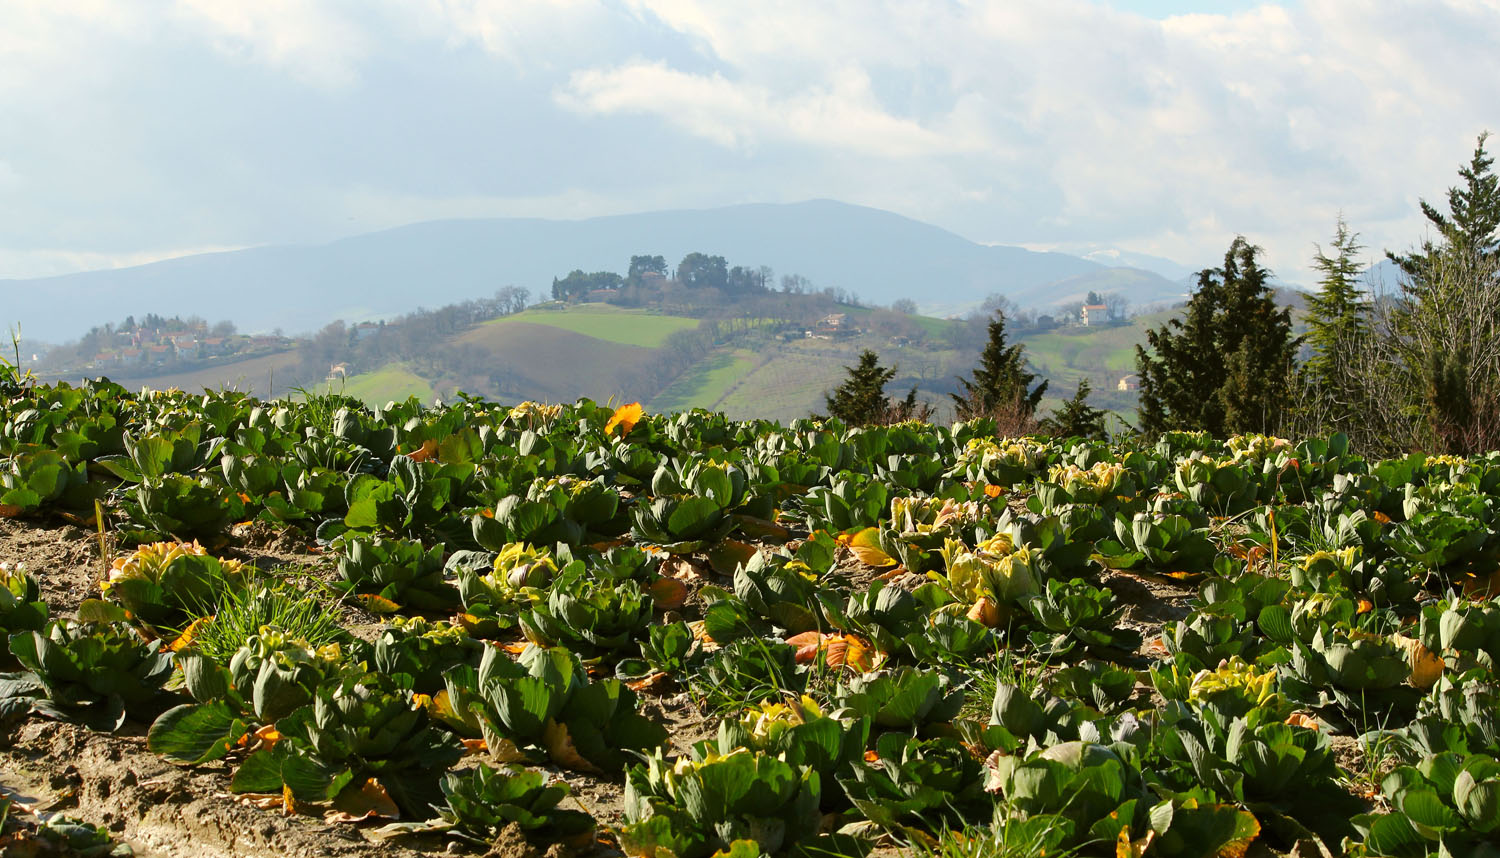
2 200 1192 344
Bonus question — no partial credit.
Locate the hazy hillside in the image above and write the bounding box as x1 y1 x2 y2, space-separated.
2 200 1180 344
1009 267 1189 309
93 302 1155 426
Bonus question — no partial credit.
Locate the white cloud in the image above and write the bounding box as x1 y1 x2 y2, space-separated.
0 246 247 281
170 0 371 87
0 0 1496 288
554 0 1500 280
418 0 617 68
559 61 986 158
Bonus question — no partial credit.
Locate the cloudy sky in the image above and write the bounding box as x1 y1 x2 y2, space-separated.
1 0 1496 285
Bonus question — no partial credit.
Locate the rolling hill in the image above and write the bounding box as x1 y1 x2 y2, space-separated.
2 200 1183 344
299 304 1156 424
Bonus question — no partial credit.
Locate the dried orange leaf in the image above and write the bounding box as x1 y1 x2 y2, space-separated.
238 793 284 810
254 724 282 750
1392 633 1445 688
830 635 877 672
707 539 759 576
626 672 673 694
1461 569 1500 599
786 632 877 671
966 597 1001 628
785 630 824 648
168 615 213 652
405 439 438 463
733 515 793 542
847 528 896 568
1285 713 1320 731
487 737 529 763
648 577 689 609
325 778 400 824
542 720 604 774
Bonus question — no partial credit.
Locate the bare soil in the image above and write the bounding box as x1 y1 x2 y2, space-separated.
0 719 447 858
0 517 101 617
0 515 1368 858
0 518 613 858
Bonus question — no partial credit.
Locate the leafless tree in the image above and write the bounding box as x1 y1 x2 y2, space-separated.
1103 292 1130 321
1345 249 1500 454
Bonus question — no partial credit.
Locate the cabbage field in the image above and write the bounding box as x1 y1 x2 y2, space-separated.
4 377 1500 858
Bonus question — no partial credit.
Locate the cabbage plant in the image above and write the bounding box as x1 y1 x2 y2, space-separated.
620 747 822 858
4 619 174 731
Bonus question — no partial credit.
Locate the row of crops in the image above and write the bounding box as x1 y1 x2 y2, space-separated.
4 377 1500 856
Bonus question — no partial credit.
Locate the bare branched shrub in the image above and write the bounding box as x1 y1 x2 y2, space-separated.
951 390 1040 437
1357 250 1500 454
875 387 937 425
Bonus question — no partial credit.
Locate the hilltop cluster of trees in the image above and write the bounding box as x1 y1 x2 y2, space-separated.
551 252 862 311
550 252 771 302
922 290 1131 359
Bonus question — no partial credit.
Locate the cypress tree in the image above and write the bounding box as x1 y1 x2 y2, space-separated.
1136 268 1226 436
951 312 1047 422
1136 237 1297 436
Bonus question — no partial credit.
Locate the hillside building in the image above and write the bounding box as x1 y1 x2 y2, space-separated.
811 313 853 337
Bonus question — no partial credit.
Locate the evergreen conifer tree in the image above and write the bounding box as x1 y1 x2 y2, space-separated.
1305 217 1369 382
1390 132 1500 277
825 349 899 426
1299 217 1369 432
951 312 1047 422
1042 379 1109 439
1136 237 1297 436
1136 267 1227 436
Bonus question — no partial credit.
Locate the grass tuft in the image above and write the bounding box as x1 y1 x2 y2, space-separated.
192 581 349 663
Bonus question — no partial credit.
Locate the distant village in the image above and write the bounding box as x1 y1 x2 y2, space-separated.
36 314 295 377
